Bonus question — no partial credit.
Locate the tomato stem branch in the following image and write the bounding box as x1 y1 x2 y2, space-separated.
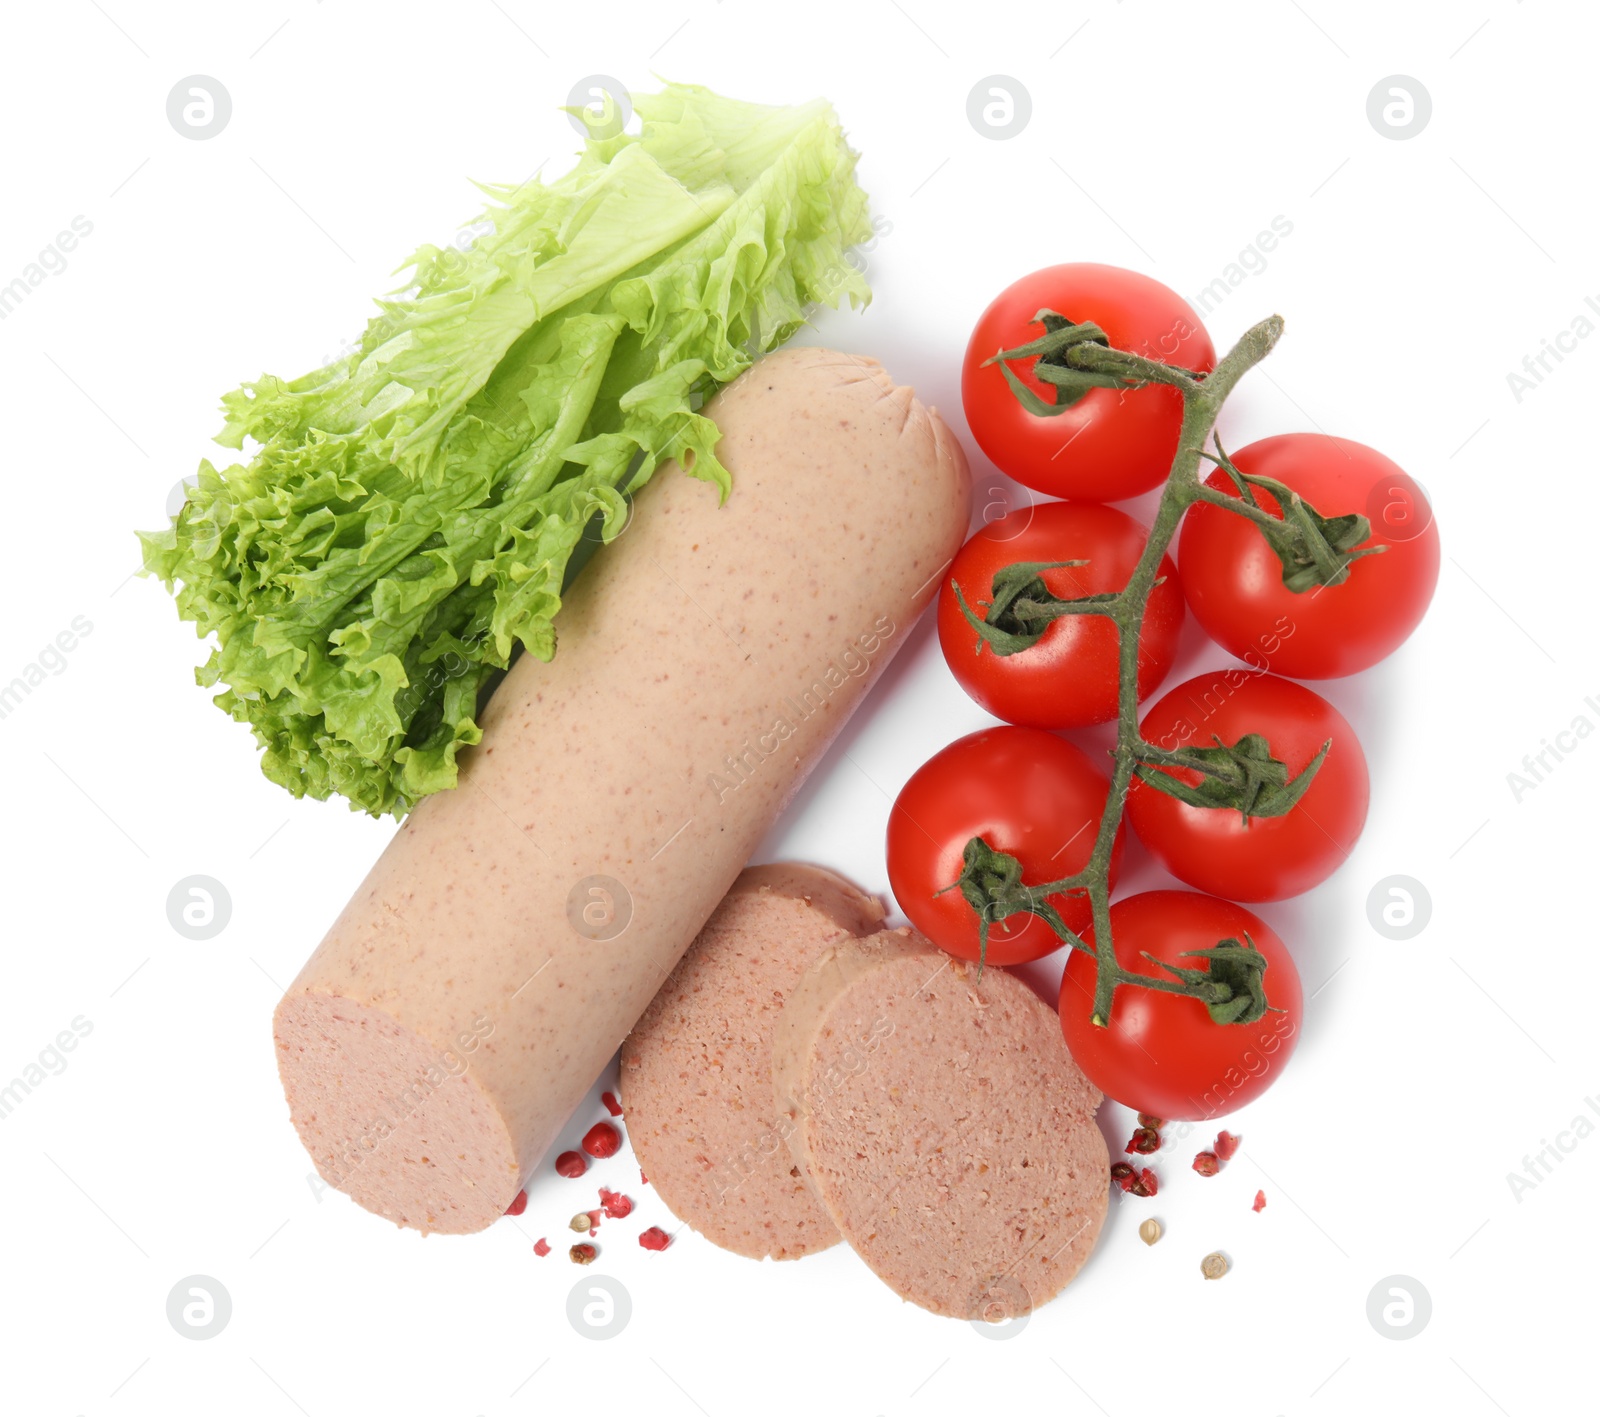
1197 435 1387 591
952 315 1289 1024
1073 317 1284 1021
1061 340 1204 394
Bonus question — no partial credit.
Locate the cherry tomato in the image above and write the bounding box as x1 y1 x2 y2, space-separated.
887 727 1123 965
1059 891 1302 1120
938 501 1184 729
1178 434 1440 678
962 264 1215 501
1126 670 1368 902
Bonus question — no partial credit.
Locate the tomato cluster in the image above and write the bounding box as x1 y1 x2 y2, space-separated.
887 264 1440 1120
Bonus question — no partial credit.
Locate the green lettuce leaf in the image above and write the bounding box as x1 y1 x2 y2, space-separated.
140 83 872 817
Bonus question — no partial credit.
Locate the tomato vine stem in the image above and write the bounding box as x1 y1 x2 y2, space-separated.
952 315 1290 1026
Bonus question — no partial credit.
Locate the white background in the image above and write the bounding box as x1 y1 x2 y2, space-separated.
2 2 1594 1413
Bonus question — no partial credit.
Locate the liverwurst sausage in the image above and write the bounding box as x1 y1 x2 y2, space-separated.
273 347 970 1233
621 862 884 1259
771 928 1108 1318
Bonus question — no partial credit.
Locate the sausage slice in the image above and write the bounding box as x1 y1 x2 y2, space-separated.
621 864 883 1259
772 929 1108 1318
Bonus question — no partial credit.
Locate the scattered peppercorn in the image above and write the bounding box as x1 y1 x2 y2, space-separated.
1110 1162 1138 1192
1130 1168 1159 1198
1193 1151 1220 1178
599 1187 633 1220
504 1189 528 1217
1126 1127 1162 1155
602 1091 624 1117
569 1212 593 1233
1137 1113 1166 1130
555 1150 587 1178
582 1122 621 1159
1139 1218 1162 1246
1252 1190 1267 1213
1201 1251 1229 1280
533 1237 551 1257
570 1243 598 1265
638 1227 671 1251
1214 1130 1241 1162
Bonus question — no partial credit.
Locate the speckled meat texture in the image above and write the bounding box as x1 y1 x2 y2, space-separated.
273 348 971 1234
620 863 883 1259
772 929 1108 1319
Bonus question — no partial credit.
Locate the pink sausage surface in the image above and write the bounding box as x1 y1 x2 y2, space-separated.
621 862 884 1260
273 347 970 1233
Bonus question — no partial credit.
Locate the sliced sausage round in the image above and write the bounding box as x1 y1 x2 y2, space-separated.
621 863 883 1259
772 928 1108 1318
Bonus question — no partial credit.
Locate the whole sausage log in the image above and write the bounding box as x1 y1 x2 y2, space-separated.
273 347 970 1233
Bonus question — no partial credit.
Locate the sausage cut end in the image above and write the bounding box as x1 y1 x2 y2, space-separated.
275 991 519 1234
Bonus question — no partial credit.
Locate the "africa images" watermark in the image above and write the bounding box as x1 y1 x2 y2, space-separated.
707 614 897 803
0 615 95 723
311 1012 495 1195
1505 692 1600 802
1506 1094 1600 1201
0 216 94 324
1192 217 1294 317
1505 294 1600 403
0 1017 94 1121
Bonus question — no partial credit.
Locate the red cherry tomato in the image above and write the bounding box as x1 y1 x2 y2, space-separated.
1059 891 1302 1120
1126 671 1368 902
1178 434 1441 678
887 727 1122 965
937 501 1184 729
962 264 1215 501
